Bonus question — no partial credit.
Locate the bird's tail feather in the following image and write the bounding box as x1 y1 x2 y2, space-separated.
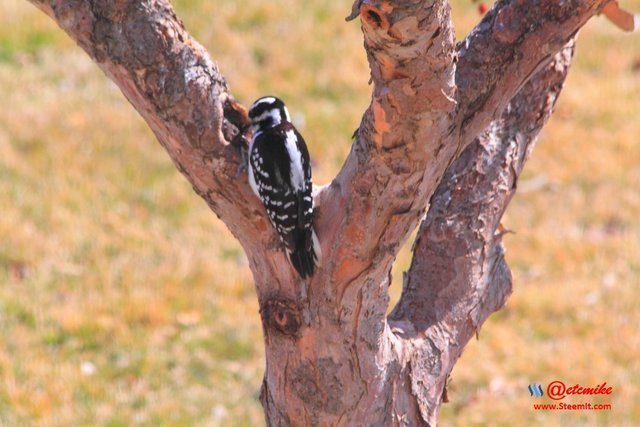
289 228 321 279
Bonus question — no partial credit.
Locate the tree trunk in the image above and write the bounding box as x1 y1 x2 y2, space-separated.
26 0 609 425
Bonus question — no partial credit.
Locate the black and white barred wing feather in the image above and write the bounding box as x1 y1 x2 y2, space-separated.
248 124 320 278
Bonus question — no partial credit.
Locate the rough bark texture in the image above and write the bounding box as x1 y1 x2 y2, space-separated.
388 41 576 424
27 0 607 425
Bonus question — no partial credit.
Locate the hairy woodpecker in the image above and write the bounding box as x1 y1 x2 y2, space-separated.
247 96 321 278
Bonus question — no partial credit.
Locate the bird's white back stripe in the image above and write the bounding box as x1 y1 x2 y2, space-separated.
285 130 305 192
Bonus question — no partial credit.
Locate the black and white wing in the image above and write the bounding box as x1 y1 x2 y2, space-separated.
248 124 320 278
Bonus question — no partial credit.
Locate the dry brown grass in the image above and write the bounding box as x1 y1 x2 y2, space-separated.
1 0 638 425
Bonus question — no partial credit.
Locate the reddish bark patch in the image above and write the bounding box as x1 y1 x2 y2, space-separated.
372 100 391 149
376 52 410 81
297 327 317 359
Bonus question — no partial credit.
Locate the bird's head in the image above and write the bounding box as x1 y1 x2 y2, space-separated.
248 96 291 132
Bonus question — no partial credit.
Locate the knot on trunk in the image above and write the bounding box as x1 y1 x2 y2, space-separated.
260 297 303 337
361 4 390 31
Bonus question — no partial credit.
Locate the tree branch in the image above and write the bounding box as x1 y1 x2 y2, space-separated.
27 0 299 290
315 0 458 316
455 0 607 147
389 42 577 424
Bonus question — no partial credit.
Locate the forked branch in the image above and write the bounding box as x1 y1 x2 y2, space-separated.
316 0 609 303
25 0 610 424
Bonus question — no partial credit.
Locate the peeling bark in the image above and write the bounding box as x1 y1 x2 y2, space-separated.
26 0 608 424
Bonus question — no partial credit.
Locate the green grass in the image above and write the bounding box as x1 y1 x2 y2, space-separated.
1 0 639 425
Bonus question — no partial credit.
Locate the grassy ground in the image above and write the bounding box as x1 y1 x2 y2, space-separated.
1 0 638 425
